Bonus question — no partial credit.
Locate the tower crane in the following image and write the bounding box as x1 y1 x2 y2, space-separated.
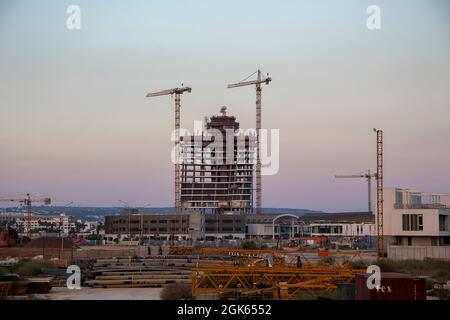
227 70 272 215
0 193 51 238
146 86 191 217
334 170 376 213
373 128 384 259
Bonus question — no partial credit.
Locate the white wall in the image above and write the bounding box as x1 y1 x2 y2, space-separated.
247 224 273 236
310 223 375 237
388 245 450 260
383 187 450 237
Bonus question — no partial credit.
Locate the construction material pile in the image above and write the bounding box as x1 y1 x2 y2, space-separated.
85 255 231 288
36 267 70 287
0 274 52 297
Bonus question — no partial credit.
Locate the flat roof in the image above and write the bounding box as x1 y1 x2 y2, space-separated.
247 212 375 224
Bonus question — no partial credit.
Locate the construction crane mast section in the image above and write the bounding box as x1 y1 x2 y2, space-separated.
335 170 376 213
374 128 384 259
146 86 192 218
227 70 271 215
0 193 51 238
145 87 192 97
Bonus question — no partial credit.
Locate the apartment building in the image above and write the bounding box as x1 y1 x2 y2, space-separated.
383 188 450 246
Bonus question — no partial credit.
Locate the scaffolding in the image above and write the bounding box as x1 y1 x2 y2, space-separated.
180 108 254 214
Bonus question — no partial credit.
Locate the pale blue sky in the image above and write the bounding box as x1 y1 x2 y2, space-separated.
1 0 449 211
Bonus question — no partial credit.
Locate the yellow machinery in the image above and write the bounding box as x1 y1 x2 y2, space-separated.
188 247 366 299
192 264 362 299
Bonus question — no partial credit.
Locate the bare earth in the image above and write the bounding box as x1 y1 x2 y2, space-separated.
40 287 162 300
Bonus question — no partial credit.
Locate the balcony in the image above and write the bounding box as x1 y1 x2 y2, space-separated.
394 203 450 210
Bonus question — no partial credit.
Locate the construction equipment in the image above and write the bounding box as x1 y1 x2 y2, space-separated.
191 247 365 299
373 128 384 259
228 70 272 214
0 193 51 238
191 264 363 299
335 170 376 213
146 86 191 218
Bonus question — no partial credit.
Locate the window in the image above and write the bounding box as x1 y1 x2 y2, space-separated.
439 215 448 231
402 214 423 231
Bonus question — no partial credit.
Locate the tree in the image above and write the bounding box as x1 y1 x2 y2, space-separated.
8 227 19 243
96 221 104 235
69 227 76 237
74 221 86 233
241 241 258 250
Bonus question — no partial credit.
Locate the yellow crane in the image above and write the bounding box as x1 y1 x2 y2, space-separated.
0 193 51 238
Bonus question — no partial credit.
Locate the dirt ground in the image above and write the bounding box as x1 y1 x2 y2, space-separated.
0 247 71 259
39 287 163 300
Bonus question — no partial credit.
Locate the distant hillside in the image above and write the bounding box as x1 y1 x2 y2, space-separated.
261 208 324 215
1 206 324 221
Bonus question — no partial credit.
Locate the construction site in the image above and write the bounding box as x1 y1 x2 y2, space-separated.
1 69 449 301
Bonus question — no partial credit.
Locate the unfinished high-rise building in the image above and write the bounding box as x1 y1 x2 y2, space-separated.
180 107 255 214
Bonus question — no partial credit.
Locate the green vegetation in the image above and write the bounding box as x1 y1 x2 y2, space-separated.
240 241 267 250
85 234 103 241
160 283 192 300
318 255 335 266
350 260 369 269
240 241 258 250
0 267 10 276
7 259 56 276
375 258 450 282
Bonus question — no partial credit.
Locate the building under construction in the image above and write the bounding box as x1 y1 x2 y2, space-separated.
180 107 255 214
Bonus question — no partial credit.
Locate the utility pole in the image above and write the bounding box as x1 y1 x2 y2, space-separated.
373 128 384 259
227 70 272 214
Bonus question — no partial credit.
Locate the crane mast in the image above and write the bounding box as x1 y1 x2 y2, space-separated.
0 193 51 238
374 128 384 259
227 70 272 214
146 86 191 220
335 170 376 213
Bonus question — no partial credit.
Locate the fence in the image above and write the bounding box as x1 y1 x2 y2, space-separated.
387 245 450 261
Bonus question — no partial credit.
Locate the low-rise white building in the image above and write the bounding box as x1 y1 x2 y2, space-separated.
15 213 74 235
383 188 450 247
245 212 375 240
309 222 375 237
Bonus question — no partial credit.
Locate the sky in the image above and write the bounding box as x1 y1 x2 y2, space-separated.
0 0 449 211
